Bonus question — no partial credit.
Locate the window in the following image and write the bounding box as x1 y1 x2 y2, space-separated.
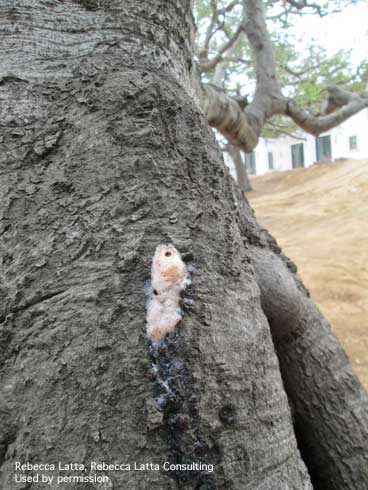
268 152 274 170
244 151 256 175
316 135 332 161
291 143 304 168
349 135 358 151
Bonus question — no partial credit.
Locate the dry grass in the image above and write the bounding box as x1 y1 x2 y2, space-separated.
248 159 368 389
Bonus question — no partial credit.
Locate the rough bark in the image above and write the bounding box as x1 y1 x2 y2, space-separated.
242 217 368 490
0 1 313 489
198 1 368 484
255 251 368 489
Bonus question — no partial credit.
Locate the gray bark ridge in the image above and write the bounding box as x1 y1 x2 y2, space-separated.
0 1 312 489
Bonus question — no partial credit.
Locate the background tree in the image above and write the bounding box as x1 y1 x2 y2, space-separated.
195 0 368 187
0 1 367 490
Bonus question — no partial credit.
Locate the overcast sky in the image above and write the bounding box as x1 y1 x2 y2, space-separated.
292 2 368 64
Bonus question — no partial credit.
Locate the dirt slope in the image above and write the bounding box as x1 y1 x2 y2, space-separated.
248 159 368 389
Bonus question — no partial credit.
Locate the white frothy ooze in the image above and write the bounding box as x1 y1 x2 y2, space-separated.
146 244 189 342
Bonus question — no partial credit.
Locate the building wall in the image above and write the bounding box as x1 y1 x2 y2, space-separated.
330 108 368 161
224 108 368 177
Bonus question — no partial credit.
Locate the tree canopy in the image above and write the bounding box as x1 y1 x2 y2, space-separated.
195 0 368 143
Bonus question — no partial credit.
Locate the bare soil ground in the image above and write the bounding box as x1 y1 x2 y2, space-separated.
248 159 368 389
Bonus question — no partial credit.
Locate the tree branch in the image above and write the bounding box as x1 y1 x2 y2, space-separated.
202 83 368 150
212 29 246 87
283 0 323 16
201 83 257 151
198 0 219 65
199 0 368 151
199 23 245 73
218 0 239 15
282 0 360 17
287 86 368 135
242 0 284 131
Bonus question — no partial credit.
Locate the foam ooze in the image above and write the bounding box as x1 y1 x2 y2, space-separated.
146 244 189 342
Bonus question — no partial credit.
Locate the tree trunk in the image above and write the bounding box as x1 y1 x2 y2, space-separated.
227 144 253 194
249 228 368 490
0 1 312 489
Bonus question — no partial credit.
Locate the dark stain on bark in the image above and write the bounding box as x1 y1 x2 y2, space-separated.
148 333 218 489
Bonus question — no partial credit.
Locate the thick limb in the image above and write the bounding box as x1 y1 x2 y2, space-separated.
251 245 368 489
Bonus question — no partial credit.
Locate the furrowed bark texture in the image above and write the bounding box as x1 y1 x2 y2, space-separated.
239 209 368 489
0 1 313 489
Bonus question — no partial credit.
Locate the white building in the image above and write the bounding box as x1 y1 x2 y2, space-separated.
225 108 368 177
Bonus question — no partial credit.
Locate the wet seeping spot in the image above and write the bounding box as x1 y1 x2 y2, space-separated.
219 404 237 426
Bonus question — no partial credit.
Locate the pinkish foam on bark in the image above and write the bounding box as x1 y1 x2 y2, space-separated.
146 244 189 342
